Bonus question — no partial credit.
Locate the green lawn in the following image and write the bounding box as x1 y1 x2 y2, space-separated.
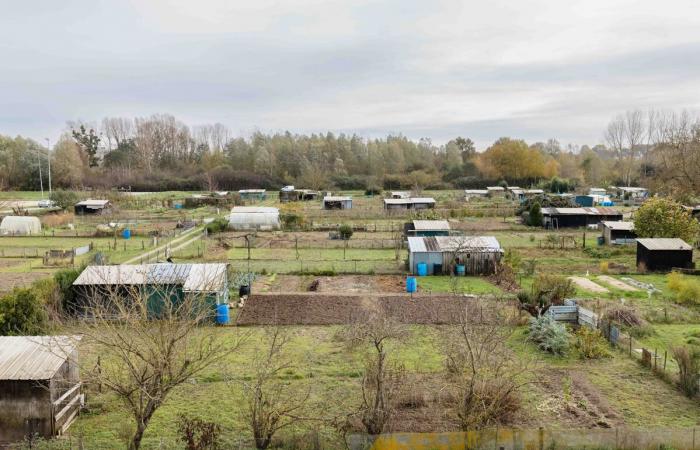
415 275 503 295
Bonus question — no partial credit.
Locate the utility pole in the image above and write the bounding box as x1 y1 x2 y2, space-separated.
45 138 52 197
37 144 44 198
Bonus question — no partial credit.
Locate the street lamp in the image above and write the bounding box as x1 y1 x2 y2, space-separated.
45 138 52 197
36 144 44 198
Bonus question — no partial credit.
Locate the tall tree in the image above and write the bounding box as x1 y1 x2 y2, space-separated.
72 124 101 167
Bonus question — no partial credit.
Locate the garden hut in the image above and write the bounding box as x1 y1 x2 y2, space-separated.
464 189 488 200
383 197 436 210
74 199 111 215
600 221 636 245
636 238 693 272
541 207 622 229
72 263 229 317
390 191 411 199
238 189 266 201
0 216 41 235
279 188 319 202
407 235 502 275
486 186 506 198
0 336 81 442
322 196 352 210
228 206 280 231
406 220 451 237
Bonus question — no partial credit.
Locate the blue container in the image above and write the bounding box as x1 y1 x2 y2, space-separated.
416 262 428 276
216 303 229 325
406 276 417 293
122 229 131 239
455 264 465 276
174 203 183 209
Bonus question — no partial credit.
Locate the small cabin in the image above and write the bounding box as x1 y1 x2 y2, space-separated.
407 235 503 275
383 197 436 210
464 189 488 200
486 186 506 198
390 191 411 199
601 221 636 245
238 189 266 201
406 220 451 237
0 336 81 443
74 199 111 215
589 188 607 196
322 196 352 210
279 189 320 203
636 238 693 272
541 207 623 229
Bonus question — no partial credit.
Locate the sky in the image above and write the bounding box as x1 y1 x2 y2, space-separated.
1 0 700 149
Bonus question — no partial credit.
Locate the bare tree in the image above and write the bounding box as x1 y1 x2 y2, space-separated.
239 327 310 449
605 115 626 183
101 117 134 150
441 303 535 430
623 110 644 186
340 311 409 435
75 267 238 449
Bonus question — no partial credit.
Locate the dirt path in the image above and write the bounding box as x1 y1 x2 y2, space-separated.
122 226 202 264
597 275 638 292
569 276 609 293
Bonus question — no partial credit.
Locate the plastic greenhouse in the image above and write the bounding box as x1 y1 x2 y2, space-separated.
0 216 41 235
228 207 281 231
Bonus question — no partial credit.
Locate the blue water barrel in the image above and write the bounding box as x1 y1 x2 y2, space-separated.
174 203 183 209
406 276 417 293
122 229 131 239
216 303 229 325
416 262 428 276
456 264 465 276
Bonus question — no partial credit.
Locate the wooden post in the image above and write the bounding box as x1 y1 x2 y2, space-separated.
538 427 544 450
654 348 658 371
629 337 632 356
663 351 667 372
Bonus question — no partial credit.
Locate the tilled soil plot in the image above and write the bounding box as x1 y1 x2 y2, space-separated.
236 293 497 325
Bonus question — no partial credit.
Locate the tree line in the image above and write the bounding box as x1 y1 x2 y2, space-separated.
1 110 698 197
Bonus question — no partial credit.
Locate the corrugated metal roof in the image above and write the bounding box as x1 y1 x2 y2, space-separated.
238 189 266 193
408 236 502 253
385 198 435 205
323 196 352 201
464 189 488 195
602 221 635 231
543 207 622 216
636 238 692 251
486 186 505 191
0 336 80 380
413 220 450 231
230 207 279 214
73 263 228 292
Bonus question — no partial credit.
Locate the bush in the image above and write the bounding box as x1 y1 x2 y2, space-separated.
338 223 353 240
672 346 700 398
280 213 305 231
0 288 48 335
177 415 222 450
527 202 543 227
54 268 82 314
50 189 79 210
573 327 610 359
204 218 229 235
634 197 700 243
529 315 570 355
667 272 700 306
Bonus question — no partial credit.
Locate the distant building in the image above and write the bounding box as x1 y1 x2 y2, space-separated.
611 186 648 204
636 238 693 272
229 206 280 230
509 189 544 202
406 220 451 237
407 235 503 275
72 263 229 317
0 216 41 235
0 336 81 442
541 207 623 229
600 221 636 245
589 188 607 196
322 196 352 210
279 189 320 203
74 199 111 215
390 191 411 199
238 189 266 201
383 197 436 210
464 189 489 200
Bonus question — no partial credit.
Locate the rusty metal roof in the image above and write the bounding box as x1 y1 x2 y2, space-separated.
0 336 80 380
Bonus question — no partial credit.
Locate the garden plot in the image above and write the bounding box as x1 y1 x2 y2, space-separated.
597 275 638 292
569 276 609 293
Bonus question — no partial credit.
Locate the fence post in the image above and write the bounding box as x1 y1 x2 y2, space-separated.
538 427 544 450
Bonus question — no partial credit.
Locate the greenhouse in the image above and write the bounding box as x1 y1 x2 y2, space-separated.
0 216 41 235
228 206 281 231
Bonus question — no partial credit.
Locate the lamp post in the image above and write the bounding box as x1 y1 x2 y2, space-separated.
45 138 52 197
36 144 44 198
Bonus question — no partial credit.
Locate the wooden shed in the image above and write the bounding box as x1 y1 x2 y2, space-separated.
0 336 81 443
601 221 636 245
405 220 451 237
322 196 353 210
542 207 623 229
383 197 436 210
238 189 266 201
636 238 694 272
74 199 111 215
407 235 503 275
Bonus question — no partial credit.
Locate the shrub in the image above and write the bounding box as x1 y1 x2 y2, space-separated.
634 197 700 243
672 346 700 398
54 268 82 313
599 261 609 274
667 272 700 306
338 223 354 240
527 202 543 227
0 288 48 335
205 218 229 235
528 315 570 355
177 415 222 450
532 273 575 304
280 213 305 231
573 327 610 359
50 189 79 210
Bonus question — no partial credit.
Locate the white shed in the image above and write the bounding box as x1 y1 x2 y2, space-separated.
0 216 41 235
228 207 281 231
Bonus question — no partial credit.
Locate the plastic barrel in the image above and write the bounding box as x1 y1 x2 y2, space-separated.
433 263 443 275
216 303 229 325
597 236 605 246
406 276 417 293
456 264 465 276
416 262 428 276
122 229 131 239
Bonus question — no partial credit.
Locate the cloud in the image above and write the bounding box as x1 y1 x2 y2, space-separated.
1 0 700 148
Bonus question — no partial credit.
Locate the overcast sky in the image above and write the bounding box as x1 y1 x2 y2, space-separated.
1 0 700 149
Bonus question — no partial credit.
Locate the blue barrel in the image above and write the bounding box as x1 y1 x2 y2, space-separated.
416 262 428 276
216 303 229 325
122 229 131 239
456 264 465 276
174 203 183 209
597 236 605 246
406 276 417 293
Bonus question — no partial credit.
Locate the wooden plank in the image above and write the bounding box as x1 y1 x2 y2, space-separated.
52 382 81 407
